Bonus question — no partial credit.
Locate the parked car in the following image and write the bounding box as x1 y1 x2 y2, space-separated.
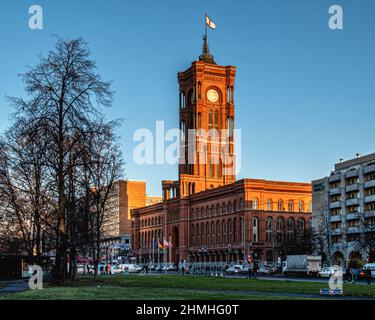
167 265 178 271
358 263 375 279
111 265 124 275
226 265 243 274
318 266 342 278
259 265 274 276
121 264 143 273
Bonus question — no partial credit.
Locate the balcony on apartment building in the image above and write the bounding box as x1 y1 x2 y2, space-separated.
329 201 342 209
331 228 342 235
346 198 360 206
346 183 360 193
364 164 375 175
346 226 361 234
346 212 360 221
329 173 341 183
364 179 375 189
365 195 375 204
345 169 360 179
329 187 341 196
330 215 342 223
365 211 375 218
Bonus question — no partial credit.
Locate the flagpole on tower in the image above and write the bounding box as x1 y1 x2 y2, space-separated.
204 12 208 40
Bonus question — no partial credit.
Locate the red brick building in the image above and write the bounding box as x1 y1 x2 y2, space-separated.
131 37 312 265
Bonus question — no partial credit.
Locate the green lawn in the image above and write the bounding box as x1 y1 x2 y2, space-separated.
1 275 375 300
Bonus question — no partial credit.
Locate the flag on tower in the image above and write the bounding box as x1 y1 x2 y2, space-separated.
206 15 217 30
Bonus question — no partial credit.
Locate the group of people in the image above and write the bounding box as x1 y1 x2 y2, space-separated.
99 263 112 275
247 263 259 279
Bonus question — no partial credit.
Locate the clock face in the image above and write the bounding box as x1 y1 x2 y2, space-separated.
207 89 219 103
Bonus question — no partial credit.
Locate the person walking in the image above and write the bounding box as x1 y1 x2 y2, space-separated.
366 267 372 285
248 265 253 279
253 262 258 279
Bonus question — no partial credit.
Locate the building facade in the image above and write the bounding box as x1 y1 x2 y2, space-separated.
102 180 160 249
131 37 312 266
312 153 375 267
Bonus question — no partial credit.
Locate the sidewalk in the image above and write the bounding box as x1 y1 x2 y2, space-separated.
0 279 29 296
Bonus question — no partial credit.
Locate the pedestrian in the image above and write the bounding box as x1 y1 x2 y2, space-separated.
106 263 111 275
253 262 258 279
248 266 253 279
366 268 372 285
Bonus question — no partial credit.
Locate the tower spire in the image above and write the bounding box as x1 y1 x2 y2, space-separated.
199 14 216 64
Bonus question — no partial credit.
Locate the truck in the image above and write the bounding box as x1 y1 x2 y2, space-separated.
284 255 322 277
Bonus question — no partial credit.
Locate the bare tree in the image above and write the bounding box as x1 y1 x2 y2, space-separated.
3 37 121 284
82 121 123 278
0 121 54 264
355 216 375 263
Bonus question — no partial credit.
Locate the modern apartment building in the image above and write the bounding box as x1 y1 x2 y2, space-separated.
312 153 375 267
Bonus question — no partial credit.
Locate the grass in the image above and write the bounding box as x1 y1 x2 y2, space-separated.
0 285 316 300
1 275 375 300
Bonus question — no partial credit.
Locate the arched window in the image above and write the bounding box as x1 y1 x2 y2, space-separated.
180 121 186 141
212 205 216 216
201 207 205 217
211 221 215 244
299 201 305 212
209 158 214 178
192 224 195 245
252 217 259 242
251 198 259 210
196 207 200 219
239 198 244 210
216 221 221 244
228 201 233 213
266 217 273 242
266 199 273 211
180 91 186 108
216 204 220 215
233 218 237 242
196 224 200 245
278 200 284 211
228 219 233 243
222 203 227 214
298 218 305 239
287 218 295 241
276 217 284 242
288 200 294 212
222 220 227 243
233 200 237 212
206 222 210 244
201 223 204 245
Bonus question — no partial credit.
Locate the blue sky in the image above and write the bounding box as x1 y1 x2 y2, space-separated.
0 0 374 196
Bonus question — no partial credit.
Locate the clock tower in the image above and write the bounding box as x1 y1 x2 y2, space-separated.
177 36 236 197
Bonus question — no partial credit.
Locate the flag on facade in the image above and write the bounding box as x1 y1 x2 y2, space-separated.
206 15 217 30
164 240 173 248
153 239 158 250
